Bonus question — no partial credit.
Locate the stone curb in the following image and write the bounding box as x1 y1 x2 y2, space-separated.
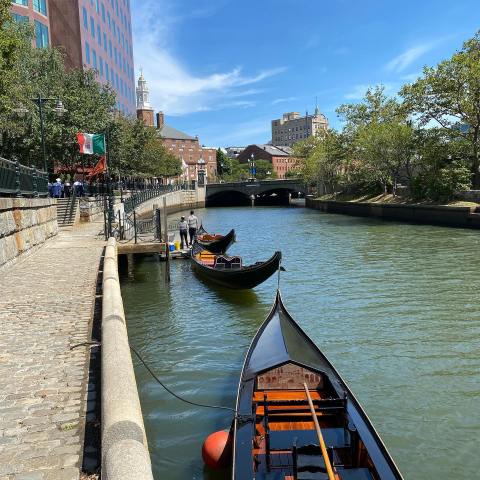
101 237 154 480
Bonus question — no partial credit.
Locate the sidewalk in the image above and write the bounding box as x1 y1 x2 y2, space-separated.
0 222 105 480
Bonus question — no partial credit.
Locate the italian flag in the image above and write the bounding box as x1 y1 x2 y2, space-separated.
77 133 106 155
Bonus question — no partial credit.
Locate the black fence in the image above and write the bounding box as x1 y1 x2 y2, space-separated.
123 184 187 214
0 157 49 197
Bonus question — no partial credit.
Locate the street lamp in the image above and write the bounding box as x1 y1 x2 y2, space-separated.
197 158 206 186
248 153 256 181
16 95 67 172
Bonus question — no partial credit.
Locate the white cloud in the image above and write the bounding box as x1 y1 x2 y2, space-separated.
132 1 285 115
385 43 435 73
271 96 298 105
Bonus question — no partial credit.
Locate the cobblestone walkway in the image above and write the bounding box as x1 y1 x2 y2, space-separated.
0 222 105 480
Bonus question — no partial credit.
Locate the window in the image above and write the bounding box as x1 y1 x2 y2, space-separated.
92 49 97 69
85 41 90 64
107 11 111 28
105 62 109 81
96 0 99 12
101 2 105 21
11 13 28 22
82 7 88 29
33 0 47 15
108 39 112 58
97 25 101 44
90 17 95 37
99 57 104 76
12 0 28 6
103 32 107 50
112 20 116 36
114 47 117 64
34 20 49 48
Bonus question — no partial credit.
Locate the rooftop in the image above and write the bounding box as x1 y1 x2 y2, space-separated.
159 124 195 141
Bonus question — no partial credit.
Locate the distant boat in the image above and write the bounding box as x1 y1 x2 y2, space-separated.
232 291 404 480
196 224 236 254
191 243 281 289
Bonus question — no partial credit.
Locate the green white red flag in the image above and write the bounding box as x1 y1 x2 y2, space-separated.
77 133 106 155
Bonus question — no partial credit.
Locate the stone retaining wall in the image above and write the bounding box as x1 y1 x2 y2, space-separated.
306 197 480 229
80 197 105 222
102 238 153 480
0 197 58 268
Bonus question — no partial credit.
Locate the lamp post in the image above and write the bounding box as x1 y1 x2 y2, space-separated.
197 158 206 186
248 153 256 181
15 95 67 172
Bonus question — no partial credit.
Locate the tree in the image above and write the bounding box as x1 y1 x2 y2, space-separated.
401 31 480 187
253 159 277 180
216 148 228 176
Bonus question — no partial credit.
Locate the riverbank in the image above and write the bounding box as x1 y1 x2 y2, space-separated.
306 193 480 228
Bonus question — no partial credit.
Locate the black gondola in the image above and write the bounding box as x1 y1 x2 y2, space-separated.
196 225 236 254
232 291 404 480
191 243 281 289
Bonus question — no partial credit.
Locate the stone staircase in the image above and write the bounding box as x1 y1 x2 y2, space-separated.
56 197 80 228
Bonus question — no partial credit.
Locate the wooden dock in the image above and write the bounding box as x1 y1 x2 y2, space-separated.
117 241 190 259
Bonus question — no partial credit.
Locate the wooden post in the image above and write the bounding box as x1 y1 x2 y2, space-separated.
303 383 336 480
163 197 170 283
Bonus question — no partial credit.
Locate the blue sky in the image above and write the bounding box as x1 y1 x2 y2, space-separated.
131 0 479 147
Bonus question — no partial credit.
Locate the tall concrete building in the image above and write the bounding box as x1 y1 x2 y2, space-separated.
271 107 328 147
11 0 136 115
10 0 50 48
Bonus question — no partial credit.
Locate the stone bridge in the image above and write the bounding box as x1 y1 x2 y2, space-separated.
206 179 306 206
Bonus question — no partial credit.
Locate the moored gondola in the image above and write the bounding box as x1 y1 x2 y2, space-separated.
232 291 404 480
196 225 236 254
191 243 281 289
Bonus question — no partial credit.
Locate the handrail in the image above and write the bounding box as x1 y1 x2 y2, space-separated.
123 184 186 214
0 157 48 197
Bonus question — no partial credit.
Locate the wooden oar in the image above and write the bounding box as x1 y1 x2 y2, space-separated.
303 383 336 480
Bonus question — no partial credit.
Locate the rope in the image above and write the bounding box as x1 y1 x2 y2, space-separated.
130 346 237 414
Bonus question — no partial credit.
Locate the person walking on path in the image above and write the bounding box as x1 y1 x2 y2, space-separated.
187 210 198 246
179 216 188 249
52 178 63 198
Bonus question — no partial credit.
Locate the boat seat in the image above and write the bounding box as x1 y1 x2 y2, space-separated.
214 255 242 269
334 468 373 479
269 428 350 451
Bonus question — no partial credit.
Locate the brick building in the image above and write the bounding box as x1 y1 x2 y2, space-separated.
10 0 50 48
12 0 137 115
237 144 298 179
135 74 217 183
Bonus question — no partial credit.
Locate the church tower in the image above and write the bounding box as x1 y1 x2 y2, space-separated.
136 72 154 126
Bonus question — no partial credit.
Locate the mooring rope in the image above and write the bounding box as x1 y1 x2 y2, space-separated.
130 346 237 414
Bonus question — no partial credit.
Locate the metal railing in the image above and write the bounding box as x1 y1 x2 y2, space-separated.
123 184 187 214
0 157 48 197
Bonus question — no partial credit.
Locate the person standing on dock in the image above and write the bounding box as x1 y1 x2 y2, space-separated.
188 210 199 246
179 216 188 249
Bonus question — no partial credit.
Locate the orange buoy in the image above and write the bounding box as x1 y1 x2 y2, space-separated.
202 429 232 469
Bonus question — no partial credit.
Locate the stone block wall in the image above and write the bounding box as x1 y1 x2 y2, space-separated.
79 197 105 222
0 198 58 268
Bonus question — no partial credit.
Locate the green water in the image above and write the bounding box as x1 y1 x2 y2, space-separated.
120 206 480 479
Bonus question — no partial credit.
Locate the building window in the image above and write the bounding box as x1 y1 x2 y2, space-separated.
107 11 111 28
85 41 90 63
99 57 104 76
105 62 109 81
103 32 107 51
34 20 49 48
90 16 95 37
11 13 28 22
101 2 106 21
108 40 112 58
97 25 101 44
12 0 28 5
96 0 99 12
33 0 47 15
82 7 88 29
92 49 97 69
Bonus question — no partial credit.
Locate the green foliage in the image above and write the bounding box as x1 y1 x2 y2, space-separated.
0 21 180 178
216 148 228 175
401 30 480 186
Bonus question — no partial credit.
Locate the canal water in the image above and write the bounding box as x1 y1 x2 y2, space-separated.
120 206 480 480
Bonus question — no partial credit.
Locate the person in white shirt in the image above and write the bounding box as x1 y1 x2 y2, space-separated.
179 216 188 249
187 210 198 246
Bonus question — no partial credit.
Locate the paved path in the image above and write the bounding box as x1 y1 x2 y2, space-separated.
0 222 105 480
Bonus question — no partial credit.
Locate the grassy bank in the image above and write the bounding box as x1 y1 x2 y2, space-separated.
316 193 480 208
